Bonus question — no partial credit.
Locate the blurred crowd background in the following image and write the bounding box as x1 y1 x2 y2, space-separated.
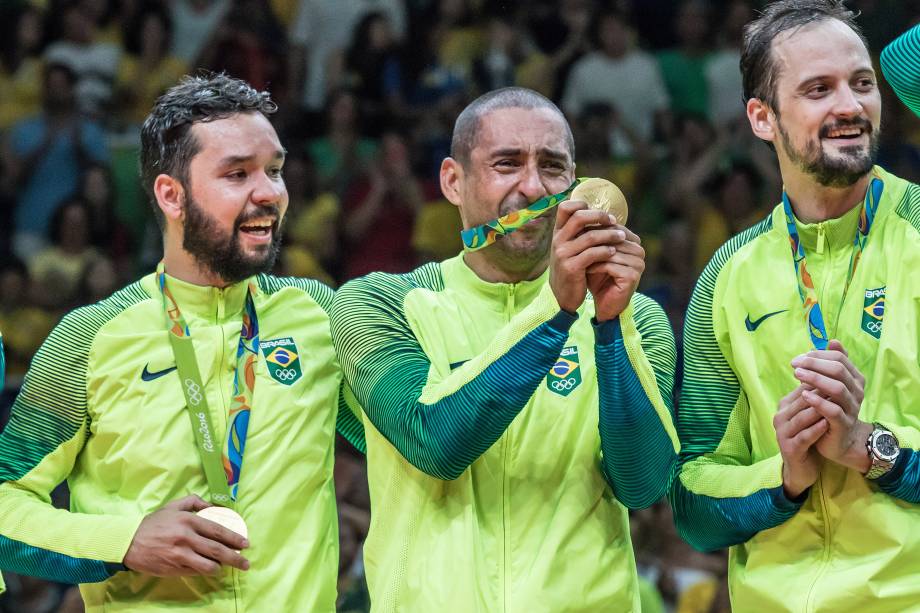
1 0 919 611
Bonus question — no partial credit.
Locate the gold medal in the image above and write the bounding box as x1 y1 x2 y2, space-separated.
196 506 249 540
570 178 629 225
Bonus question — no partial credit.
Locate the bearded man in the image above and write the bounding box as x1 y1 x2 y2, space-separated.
671 2 920 610
0 74 363 612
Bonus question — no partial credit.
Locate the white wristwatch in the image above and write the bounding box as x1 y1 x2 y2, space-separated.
865 424 899 480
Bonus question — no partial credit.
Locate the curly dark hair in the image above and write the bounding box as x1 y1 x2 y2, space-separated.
139 73 277 228
740 0 867 113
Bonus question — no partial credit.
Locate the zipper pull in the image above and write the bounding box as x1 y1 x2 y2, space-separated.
816 222 826 254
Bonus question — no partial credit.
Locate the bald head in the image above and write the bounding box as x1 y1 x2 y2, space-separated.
451 87 575 167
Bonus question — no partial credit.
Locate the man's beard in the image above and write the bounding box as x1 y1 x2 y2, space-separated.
779 116 880 188
182 196 283 284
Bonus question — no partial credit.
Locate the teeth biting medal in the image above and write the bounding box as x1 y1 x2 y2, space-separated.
460 177 629 252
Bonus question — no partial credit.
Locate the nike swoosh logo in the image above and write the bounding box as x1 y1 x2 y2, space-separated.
141 364 177 381
745 309 787 332
449 359 470 371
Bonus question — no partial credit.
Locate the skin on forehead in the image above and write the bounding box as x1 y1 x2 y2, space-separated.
471 106 572 166
770 19 874 103
189 113 285 172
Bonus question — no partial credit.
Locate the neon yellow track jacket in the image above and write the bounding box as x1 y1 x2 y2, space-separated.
330 254 679 612
672 167 920 611
0 273 364 611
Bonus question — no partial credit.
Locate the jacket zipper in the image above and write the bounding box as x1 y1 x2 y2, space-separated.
501 284 515 613
804 474 833 612
804 232 836 612
216 290 242 610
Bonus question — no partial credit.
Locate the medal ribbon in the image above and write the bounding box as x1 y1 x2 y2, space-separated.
461 179 581 252
782 176 883 350
157 262 259 503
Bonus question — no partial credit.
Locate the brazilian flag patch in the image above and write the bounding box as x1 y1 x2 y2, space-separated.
547 345 581 397
260 337 303 385
861 286 885 340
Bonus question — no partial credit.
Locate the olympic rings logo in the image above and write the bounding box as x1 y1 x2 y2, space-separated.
276 368 297 381
551 377 578 391
185 379 203 405
212 494 230 502
865 320 883 334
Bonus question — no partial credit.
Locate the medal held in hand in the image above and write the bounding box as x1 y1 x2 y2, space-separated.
197 506 249 541
461 177 629 252
570 177 629 224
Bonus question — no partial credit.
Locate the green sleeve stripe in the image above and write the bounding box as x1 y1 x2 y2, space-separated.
876 448 920 502
257 274 335 311
677 216 772 463
894 181 920 235
670 479 802 552
331 266 575 480
882 24 920 120
0 284 148 567
630 294 677 416
0 534 115 584
0 283 148 481
672 215 808 551
595 296 677 509
337 382 367 454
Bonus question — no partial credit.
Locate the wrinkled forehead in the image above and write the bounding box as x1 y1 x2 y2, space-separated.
473 107 573 161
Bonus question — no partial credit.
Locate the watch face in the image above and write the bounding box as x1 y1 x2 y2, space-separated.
875 432 899 459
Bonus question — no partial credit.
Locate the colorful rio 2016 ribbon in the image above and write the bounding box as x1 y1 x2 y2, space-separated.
157 261 259 503
782 175 883 350
461 179 581 252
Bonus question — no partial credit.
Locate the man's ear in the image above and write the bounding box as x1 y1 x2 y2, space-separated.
747 97 777 144
154 174 185 223
440 157 464 208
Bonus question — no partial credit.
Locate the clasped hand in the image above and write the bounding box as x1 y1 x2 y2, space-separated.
548 200 645 321
775 339 873 498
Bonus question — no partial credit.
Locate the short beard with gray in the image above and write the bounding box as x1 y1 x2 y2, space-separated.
779 117 880 188
182 196 283 284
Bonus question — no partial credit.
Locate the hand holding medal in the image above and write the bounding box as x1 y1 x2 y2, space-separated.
459 177 642 320
568 179 645 322
123 495 250 576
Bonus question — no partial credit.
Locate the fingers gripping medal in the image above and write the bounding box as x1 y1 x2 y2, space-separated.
460 177 629 252
197 506 249 544
569 177 629 224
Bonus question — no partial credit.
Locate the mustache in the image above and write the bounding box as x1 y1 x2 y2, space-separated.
235 205 282 228
820 118 872 138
